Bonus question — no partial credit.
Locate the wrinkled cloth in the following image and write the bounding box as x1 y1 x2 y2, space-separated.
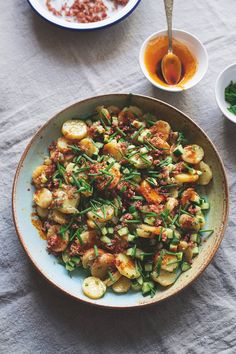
1 0 236 353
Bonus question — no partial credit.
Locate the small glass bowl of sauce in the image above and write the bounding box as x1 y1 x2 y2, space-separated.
139 29 208 92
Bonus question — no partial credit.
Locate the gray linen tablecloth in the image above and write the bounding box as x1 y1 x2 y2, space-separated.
1 0 236 353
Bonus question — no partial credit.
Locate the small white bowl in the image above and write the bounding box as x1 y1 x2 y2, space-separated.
139 29 208 92
215 63 236 124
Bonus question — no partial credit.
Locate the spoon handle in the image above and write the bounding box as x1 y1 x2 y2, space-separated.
163 0 174 52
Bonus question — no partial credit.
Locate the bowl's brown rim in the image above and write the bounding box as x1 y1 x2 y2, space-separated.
12 93 229 309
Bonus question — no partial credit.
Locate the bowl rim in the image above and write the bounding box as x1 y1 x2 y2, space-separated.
139 28 209 92
215 62 236 124
27 0 141 31
12 93 229 309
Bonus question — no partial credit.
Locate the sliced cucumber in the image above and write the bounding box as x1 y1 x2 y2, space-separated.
192 246 199 256
144 216 156 225
101 227 108 236
100 236 112 245
173 144 184 157
201 202 210 210
190 233 200 244
142 281 155 295
181 262 191 272
108 227 114 234
127 234 136 242
144 263 153 272
118 227 129 236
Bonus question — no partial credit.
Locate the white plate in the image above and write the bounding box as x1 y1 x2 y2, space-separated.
27 0 141 30
215 63 236 124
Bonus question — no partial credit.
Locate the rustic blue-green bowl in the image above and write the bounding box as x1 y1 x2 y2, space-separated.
12 94 229 308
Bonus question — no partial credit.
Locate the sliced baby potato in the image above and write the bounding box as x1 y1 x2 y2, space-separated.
97 106 111 122
49 210 68 225
129 153 153 169
79 138 98 157
136 228 152 238
87 205 114 223
179 214 201 232
34 188 52 209
103 141 124 161
151 270 177 287
107 105 120 115
54 187 80 214
65 162 75 174
168 187 179 198
139 180 165 204
82 248 105 269
103 271 122 287
184 247 195 262
197 161 213 185
32 165 50 187
79 230 97 245
127 105 143 117
149 136 170 153
57 137 72 153
165 197 178 212
112 276 131 293
181 188 200 205
136 224 161 238
175 173 199 183
62 120 88 141
182 145 204 165
47 225 69 253
36 206 49 219
178 240 188 251
95 164 121 190
82 276 106 299
115 253 140 279
196 212 206 229
160 254 179 272
91 253 115 280
150 120 171 141
87 219 100 229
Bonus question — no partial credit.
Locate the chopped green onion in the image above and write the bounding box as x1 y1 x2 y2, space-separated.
131 126 144 140
125 219 142 224
116 126 126 137
108 271 114 282
94 245 99 257
83 153 96 163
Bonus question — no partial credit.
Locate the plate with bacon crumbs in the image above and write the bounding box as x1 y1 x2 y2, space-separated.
27 0 141 30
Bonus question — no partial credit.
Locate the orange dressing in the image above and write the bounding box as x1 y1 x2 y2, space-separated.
31 218 47 240
144 36 198 88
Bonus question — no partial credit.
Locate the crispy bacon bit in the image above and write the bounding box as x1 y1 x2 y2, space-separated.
46 0 129 24
103 235 128 254
172 162 185 175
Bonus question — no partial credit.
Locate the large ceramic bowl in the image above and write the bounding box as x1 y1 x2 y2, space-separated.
27 0 141 31
12 94 229 308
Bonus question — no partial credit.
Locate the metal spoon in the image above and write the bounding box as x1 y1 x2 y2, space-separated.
161 0 182 85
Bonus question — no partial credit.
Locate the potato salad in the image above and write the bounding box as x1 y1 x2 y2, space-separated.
32 105 213 299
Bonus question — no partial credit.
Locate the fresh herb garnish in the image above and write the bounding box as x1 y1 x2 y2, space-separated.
94 245 99 258
225 81 236 115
